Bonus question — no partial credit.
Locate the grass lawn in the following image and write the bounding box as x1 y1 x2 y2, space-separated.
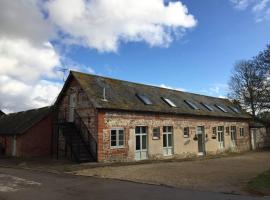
247 169 270 196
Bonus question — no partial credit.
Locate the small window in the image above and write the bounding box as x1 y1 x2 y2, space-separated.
212 127 217 138
136 94 152 105
184 100 199 110
183 127 189 138
215 105 228 113
240 128 244 137
201 103 214 111
153 127 160 140
229 106 241 114
226 126 230 134
161 97 177 107
110 129 124 148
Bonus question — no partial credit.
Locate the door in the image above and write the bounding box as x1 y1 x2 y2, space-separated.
197 126 205 155
251 129 257 150
230 126 237 148
163 126 173 156
12 135 16 156
135 126 148 160
68 93 76 122
217 126 225 149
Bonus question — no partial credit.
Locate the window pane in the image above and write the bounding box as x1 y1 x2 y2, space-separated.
119 139 124 146
142 126 147 133
163 133 167 147
168 134 172 147
111 140 116 147
142 135 147 149
119 131 124 141
135 127 140 134
136 135 140 150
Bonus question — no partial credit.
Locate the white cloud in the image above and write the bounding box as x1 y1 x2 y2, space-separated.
231 0 270 21
159 84 186 91
0 76 61 112
0 0 61 112
199 84 229 98
46 0 197 52
0 0 197 112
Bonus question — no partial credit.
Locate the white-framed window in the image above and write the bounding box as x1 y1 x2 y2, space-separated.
183 127 189 138
240 127 244 137
152 127 160 140
110 128 124 148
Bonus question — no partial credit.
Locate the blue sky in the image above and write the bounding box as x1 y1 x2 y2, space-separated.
0 0 270 112
63 0 270 97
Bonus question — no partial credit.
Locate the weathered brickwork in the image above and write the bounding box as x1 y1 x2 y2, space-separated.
56 77 98 159
0 115 53 157
98 110 251 162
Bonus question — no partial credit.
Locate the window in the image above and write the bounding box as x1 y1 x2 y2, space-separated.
215 105 228 113
152 127 160 140
201 103 214 111
184 100 199 110
183 127 189 138
226 127 230 134
230 126 237 141
136 94 152 105
240 128 244 137
217 126 224 142
163 126 173 156
110 129 124 148
162 97 177 107
229 106 241 114
212 127 217 138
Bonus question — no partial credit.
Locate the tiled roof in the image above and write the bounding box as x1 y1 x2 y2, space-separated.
71 71 251 119
0 110 4 116
0 107 51 135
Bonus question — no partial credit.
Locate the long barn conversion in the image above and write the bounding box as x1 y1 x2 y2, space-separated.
54 71 253 162
1 71 269 162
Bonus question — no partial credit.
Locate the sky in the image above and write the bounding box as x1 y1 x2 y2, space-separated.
0 0 270 113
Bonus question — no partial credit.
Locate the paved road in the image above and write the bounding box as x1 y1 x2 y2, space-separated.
0 167 268 200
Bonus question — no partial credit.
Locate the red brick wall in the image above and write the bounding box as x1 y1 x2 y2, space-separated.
97 110 251 162
97 111 105 161
16 114 53 157
0 136 13 156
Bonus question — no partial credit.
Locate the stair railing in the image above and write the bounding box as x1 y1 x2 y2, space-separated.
74 110 97 161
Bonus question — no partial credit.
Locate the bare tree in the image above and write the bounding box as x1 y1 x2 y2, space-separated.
228 60 265 116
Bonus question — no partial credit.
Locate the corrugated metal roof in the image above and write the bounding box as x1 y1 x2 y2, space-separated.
0 107 51 135
71 71 251 119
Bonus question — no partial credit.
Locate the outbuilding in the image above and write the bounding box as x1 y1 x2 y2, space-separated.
0 107 53 157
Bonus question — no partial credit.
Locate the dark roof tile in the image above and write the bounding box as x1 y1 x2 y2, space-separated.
0 107 51 135
71 71 251 119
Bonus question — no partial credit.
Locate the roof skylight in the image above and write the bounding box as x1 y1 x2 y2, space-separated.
136 94 153 105
162 97 177 107
215 105 228 113
201 103 214 111
228 106 241 114
184 100 199 110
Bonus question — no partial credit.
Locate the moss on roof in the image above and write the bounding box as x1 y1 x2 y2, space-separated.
71 71 251 120
0 107 51 135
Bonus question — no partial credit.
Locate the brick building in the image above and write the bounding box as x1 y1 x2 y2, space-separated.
54 71 252 163
0 107 53 157
0 110 5 116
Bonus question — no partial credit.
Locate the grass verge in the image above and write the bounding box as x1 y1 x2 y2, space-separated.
247 170 270 196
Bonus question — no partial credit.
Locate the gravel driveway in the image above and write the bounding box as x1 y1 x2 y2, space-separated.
75 151 270 195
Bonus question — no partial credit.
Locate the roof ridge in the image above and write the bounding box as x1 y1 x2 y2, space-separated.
71 70 230 102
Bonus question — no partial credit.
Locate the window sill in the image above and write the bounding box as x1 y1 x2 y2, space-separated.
110 146 125 150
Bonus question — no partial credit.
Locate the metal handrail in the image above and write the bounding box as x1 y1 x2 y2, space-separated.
74 110 97 161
